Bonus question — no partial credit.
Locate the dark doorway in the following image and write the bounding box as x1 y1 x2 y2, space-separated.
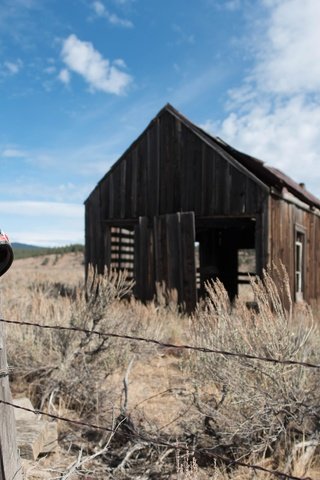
196 217 256 301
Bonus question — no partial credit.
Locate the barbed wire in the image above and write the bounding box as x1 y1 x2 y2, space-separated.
0 399 312 480
1 317 320 370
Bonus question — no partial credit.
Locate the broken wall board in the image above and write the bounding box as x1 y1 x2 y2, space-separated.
14 398 58 461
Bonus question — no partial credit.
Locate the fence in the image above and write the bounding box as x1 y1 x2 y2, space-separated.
0 316 317 480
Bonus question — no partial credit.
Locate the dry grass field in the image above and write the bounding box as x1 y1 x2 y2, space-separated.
1 252 320 479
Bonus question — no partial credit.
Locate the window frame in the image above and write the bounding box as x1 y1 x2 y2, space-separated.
294 224 306 302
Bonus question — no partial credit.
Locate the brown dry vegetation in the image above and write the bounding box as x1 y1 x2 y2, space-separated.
1 253 320 479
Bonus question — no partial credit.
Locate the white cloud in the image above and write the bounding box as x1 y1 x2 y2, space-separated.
44 66 56 74
252 0 320 94
2 59 23 75
93 0 105 15
202 0 320 198
113 0 135 4
225 0 241 11
170 66 227 107
113 58 127 68
1 148 27 158
207 0 242 11
58 68 71 85
172 24 195 45
0 201 84 246
60 34 132 95
10 230 84 247
92 1 133 28
0 201 83 218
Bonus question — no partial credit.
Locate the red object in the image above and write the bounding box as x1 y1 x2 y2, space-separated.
0 230 13 277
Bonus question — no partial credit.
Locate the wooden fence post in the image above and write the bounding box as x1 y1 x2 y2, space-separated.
0 321 22 480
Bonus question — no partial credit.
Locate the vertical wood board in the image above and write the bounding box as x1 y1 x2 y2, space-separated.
0 322 22 479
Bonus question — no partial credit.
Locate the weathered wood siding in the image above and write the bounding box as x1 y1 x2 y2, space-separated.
85 186 105 274
269 195 320 303
91 111 267 222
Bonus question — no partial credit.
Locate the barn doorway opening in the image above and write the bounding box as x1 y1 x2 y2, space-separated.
195 217 256 302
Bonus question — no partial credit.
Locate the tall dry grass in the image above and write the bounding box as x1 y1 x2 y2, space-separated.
1 254 320 478
190 267 320 477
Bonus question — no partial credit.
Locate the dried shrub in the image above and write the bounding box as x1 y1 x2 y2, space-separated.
191 267 320 460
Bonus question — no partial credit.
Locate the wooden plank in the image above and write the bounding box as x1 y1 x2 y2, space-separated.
108 174 114 219
180 212 197 312
112 166 121 218
173 118 183 212
84 203 91 276
230 167 247 214
155 118 161 216
97 185 105 274
131 148 138 218
120 159 127 219
183 127 194 212
153 215 167 287
100 176 109 220
207 147 216 215
136 218 146 300
146 129 153 217
14 398 57 460
137 139 147 216
159 113 168 214
0 322 22 480
153 212 196 311
166 213 182 301
215 152 230 214
104 225 111 269
200 143 208 216
125 152 132 218
138 217 154 300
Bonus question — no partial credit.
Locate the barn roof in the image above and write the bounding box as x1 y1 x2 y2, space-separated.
87 103 320 210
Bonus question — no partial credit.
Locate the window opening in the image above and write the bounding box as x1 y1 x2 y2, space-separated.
110 226 134 283
194 241 200 292
238 248 256 302
295 230 305 301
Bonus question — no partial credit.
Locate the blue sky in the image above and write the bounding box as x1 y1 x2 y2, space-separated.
1 0 320 246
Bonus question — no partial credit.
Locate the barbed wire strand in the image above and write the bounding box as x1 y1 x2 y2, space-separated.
0 399 312 480
1 317 320 370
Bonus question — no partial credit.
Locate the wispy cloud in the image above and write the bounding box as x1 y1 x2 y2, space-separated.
92 0 133 28
0 201 84 245
251 0 320 95
112 0 135 4
169 66 227 107
9 229 84 247
1 147 28 158
60 34 132 95
0 201 83 218
172 24 195 45
202 0 320 197
44 65 56 74
205 0 242 11
0 179 92 203
58 68 71 85
1 59 23 76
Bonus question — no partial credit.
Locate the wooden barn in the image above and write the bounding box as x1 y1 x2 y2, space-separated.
85 104 320 311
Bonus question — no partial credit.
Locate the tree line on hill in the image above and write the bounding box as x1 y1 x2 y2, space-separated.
12 243 84 260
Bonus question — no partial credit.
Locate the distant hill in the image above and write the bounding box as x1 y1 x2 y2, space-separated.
11 243 84 259
12 242 43 250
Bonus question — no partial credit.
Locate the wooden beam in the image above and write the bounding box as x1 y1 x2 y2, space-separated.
0 323 22 479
